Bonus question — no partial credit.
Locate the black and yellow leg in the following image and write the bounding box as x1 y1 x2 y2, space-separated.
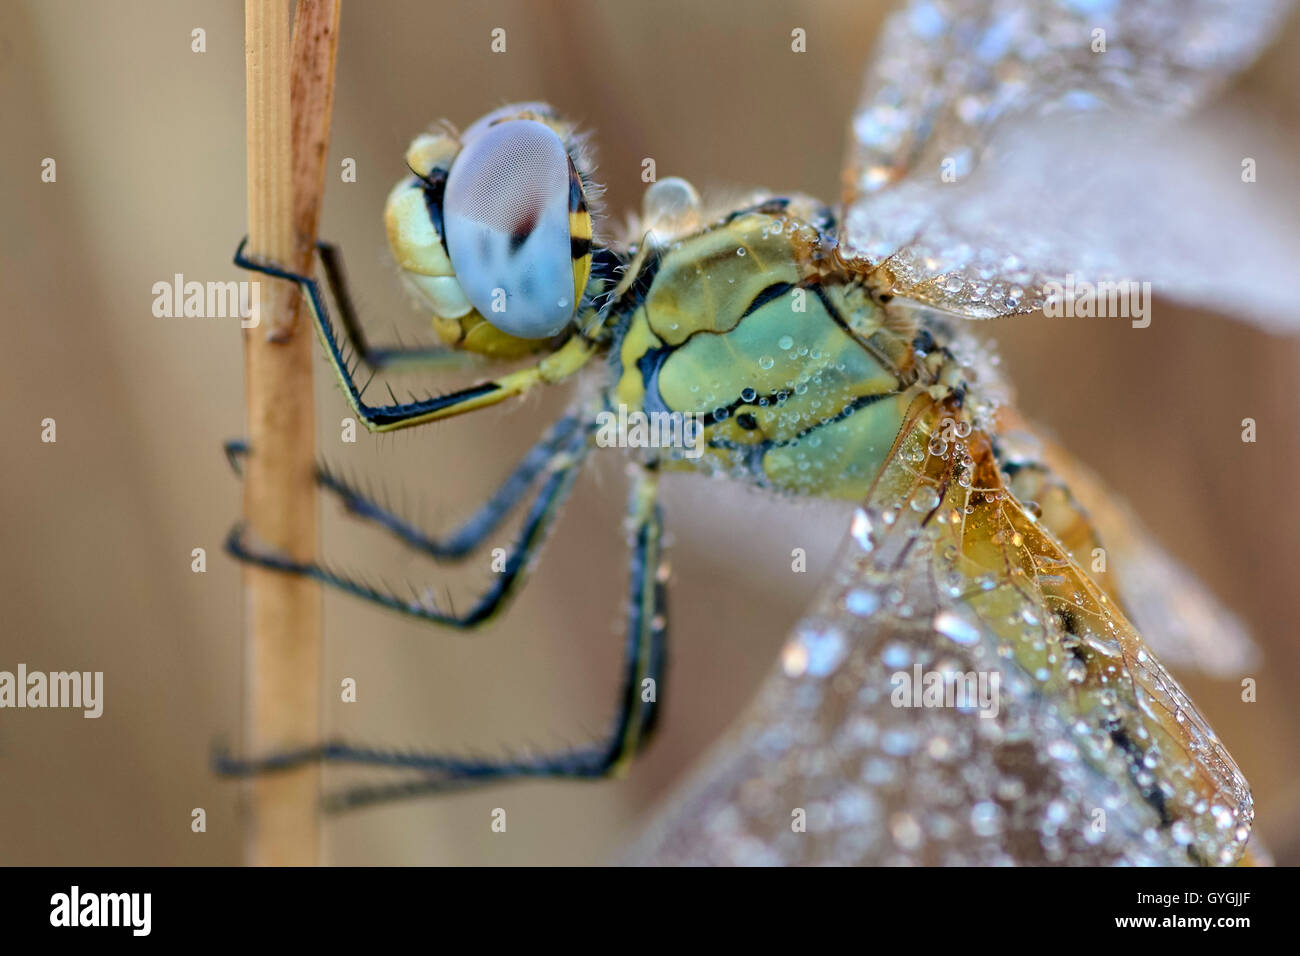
225 418 590 629
234 239 595 432
315 240 471 372
223 413 585 562
214 466 669 808
605 465 668 768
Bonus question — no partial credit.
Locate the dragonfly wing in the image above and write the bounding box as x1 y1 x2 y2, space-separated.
839 0 1298 326
994 411 1260 678
628 397 1253 864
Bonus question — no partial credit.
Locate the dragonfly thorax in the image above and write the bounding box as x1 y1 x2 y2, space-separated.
602 200 940 500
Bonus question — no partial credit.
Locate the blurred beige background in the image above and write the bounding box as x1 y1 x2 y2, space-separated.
1 0 1297 865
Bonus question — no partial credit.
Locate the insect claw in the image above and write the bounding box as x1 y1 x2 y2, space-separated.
223 439 249 476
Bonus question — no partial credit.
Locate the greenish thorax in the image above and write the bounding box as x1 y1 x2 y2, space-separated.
600 200 924 500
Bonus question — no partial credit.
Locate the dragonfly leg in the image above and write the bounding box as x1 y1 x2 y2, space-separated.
215 465 669 807
234 239 595 432
222 413 586 562
224 421 590 628
315 240 474 372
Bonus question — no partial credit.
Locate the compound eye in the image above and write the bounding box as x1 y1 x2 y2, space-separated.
443 119 578 339
460 102 554 141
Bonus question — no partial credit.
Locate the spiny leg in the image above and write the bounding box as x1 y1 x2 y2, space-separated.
316 240 472 372
223 413 585 562
607 463 668 759
235 238 595 432
215 465 670 806
627 466 668 747
319 466 668 809
224 420 590 629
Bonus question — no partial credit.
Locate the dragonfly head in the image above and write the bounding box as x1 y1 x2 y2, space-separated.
385 103 599 359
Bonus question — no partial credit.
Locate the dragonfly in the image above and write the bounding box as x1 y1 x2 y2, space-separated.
222 0 1294 864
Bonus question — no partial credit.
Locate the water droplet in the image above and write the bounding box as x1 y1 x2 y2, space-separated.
845 589 880 617
863 758 896 786
970 802 1002 837
881 642 910 668
933 610 980 646
910 486 942 512
783 624 847 678
778 335 794 351
881 729 918 756
927 736 952 760
891 812 924 850
758 355 774 370
997 778 1026 801
781 640 808 678
850 508 873 550
1047 739 1078 762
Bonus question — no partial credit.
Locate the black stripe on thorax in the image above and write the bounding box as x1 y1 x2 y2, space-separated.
418 172 449 255
722 197 790 225
705 388 901 445
809 283 913 389
568 160 587 214
741 281 794 318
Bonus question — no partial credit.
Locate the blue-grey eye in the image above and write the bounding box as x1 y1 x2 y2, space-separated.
443 119 578 339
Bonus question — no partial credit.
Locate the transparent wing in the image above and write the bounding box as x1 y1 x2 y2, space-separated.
993 411 1260 678
840 0 1299 327
629 397 1252 865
